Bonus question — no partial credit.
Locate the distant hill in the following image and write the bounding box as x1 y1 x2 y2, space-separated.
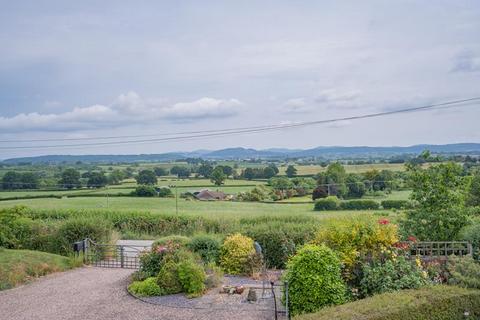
2 143 480 164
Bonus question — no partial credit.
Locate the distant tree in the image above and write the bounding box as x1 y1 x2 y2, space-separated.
170 166 191 178
268 164 279 175
210 167 227 186
292 177 316 196
285 165 297 178
59 168 81 189
197 163 214 178
136 170 157 185
20 172 39 189
263 166 276 179
87 172 107 188
346 174 366 198
269 177 294 192
1 171 20 190
125 167 135 178
108 169 125 185
221 165 234 177
325 162 347 197
243 168 255 180
153 167 168 177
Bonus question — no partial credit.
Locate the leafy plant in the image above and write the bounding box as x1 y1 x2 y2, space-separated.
156 259 182 295
128 277 161 296
447 256 480 289
360 256 429 296
284 244 347 316
187 234 221 264
177 259 206 297
220 233 255 275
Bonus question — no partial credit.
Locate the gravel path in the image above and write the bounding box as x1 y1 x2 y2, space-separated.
0 267 274 320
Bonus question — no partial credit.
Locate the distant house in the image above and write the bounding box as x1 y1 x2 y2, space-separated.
194 189 228 201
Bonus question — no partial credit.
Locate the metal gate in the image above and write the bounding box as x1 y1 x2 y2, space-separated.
74 239 151 269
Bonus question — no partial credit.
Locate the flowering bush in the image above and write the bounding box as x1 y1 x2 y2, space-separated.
220 233 256 275
313 218 398 282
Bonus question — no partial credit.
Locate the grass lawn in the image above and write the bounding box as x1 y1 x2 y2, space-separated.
0 248 82 290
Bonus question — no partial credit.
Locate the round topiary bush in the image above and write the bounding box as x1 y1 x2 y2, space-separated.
284 244 347 316
220 233 256 275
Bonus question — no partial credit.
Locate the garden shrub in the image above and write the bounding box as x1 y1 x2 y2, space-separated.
360 256 430 296
55 217 112 255
156 259 183 295
284 244 346 316
458 218 480 259
177 259 206 297
220 233 256 275
245 226 295 269
447 256 480 289
131 185 157 197
0 206 37 249
339 199 380 210
139 250 166 277
157 187 173 198
314 196 339 211
313 218 398 282
187 234 221 264
381 200 412 210
128 277 161 296
295 285 480 320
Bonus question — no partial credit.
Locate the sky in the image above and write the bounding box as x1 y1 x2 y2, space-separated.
1 1 480 159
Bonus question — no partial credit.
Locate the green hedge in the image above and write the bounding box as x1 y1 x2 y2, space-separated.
381 200 412 210
339 199 379 210
295 286 480 320
314 197 338 211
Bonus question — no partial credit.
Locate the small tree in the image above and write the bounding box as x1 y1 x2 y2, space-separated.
136 170 157 185
59 168 81 189
263 166 276 179
285 165 297 177
108 169 125 185
243 168 255 180
2 171 20 190
210 167 226 186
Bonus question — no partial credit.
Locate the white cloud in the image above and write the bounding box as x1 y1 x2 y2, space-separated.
283 98 310 113
0 93 242 132
162 97 241 120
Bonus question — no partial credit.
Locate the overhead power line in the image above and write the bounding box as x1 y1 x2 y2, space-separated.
1 97 479 150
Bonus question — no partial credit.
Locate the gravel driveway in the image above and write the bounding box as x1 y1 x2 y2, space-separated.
0 267 273 320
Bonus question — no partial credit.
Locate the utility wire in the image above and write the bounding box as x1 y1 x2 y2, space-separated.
1 97 478 150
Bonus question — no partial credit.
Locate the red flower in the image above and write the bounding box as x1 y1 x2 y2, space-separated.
378 218 389 225
407 236 417 243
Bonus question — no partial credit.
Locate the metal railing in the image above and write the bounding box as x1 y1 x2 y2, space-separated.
409 241 472 258
75 239 150 269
